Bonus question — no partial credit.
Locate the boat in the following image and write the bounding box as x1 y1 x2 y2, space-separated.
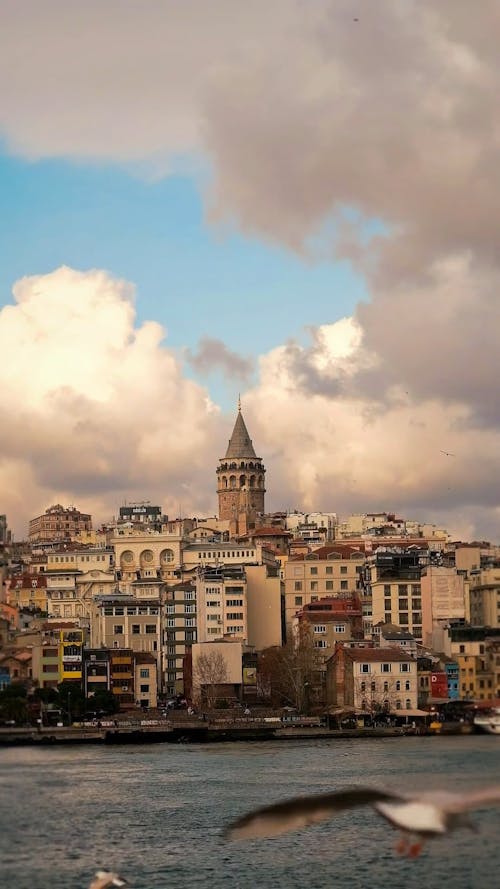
474 707 500 735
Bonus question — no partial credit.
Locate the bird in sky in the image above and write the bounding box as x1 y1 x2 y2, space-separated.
89 871 128 889
224 785 500 857
440 450 455 457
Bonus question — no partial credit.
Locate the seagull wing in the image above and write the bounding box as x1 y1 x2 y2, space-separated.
449 786 500 813
225 787 404 840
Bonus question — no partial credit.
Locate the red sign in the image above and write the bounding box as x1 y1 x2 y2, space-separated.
430 672 448 699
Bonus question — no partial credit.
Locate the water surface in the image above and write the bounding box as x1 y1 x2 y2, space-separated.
0 736 499 888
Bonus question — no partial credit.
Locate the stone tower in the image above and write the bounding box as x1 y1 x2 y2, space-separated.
217 402 266 535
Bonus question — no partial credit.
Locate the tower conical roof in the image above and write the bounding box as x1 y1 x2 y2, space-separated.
224 408 257 459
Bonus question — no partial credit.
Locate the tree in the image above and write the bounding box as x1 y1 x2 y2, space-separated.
259 624 322 713
354 676 405 716
193 650 229 709
89 690 119 715
0 682 29 724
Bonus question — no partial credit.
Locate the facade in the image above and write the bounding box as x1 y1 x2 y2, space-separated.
89 595 161 676
283 545 366 631
444 625 500 701
420 565 468 647
134 652 158 708
326 645 418 713
31 622 86 688
196 565 247 644
216 404 266 535
6 573 48 611
368 547 429 642
112 532 183 585
468 566 500 628
191 639 245 706
29 504 92 543
163 581 197 696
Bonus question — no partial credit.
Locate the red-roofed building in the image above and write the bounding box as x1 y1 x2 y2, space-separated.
284 546 367 629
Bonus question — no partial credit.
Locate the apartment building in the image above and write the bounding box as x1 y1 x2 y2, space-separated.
284 545 366 630
292 596 363 673
326 644 418 713
444 625 500 700
89 595 161 680
163 581 197 696
420 565 468 647
468 566 500 628
29 504 92 543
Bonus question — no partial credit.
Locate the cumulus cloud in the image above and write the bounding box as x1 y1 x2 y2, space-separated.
244 315 500 541
0 267 229 536
186 336 253 380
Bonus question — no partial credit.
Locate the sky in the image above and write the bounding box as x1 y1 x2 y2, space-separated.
2 0 500 542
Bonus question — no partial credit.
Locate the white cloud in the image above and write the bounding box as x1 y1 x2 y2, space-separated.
0 266 222 536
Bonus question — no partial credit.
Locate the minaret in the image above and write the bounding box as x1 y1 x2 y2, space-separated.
216 401 266 535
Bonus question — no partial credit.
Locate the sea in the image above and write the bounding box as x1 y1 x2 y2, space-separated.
0 735 499 889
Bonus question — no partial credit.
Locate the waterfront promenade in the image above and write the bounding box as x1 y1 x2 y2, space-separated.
0 715 472 746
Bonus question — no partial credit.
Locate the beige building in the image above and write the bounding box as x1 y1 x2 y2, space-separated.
196 566 247 643
444 626 500 701
112 532 183 584
134 652 158 709
420 566 468 647
468 567 500 628
326 645 418 713
283 545 366 630
191 639 245 705
89 595 161 677
29 504 92 543
6 573 48 611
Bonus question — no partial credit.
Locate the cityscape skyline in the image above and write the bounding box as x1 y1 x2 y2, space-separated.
2 3 500 541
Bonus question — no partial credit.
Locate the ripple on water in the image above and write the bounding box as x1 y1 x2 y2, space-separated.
0 736 499 888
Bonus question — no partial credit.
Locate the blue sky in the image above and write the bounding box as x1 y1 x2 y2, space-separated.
0 153 367 407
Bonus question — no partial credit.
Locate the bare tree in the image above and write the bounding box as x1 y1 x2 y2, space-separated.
354 677 407 716
259 624 322 713
193 649 229 709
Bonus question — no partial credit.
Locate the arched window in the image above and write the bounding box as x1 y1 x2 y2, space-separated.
361 699 367 710
396 700 402 710
249 475 256 488
383 699 390 710
240 461 245 469
120 550 134 568
360 681 366 692
406 699 412 709
160 549 175 564
383 681 389 692
371 681 376 692
396 680 401 691
222 476 228 488
405 680 410 691
229 475 236 489
140 549 154 569
239 475 246 488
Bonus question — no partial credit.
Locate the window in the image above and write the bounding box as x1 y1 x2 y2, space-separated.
314 640 327 649
360 681 366 692
140 684 149 693
384 585 391 595
326 566 333 575
310 581 318 591
167 619 175 628
314 625 326 634
310 567 318 575
132 625 140 634
411 598 421 609
226 599 243 607
114 625 123 634
326 580 333 591
294 581 303 591
371 681 376 692
396 680 401 691
185 604 195 614
294 595 303 607
340 566 348 574
405 680 410 691
406 699 412 709
140 668 149 678
381 663 391 673
398 585 408 595
383 681 389 692
399 612 408 625
185 618 195 628
384 598 392 610
360 664 370 674
227 612 244 620
400 663 410 673
334 624 346 633
398 598 408 611
145 625 156 634
340 580 348 591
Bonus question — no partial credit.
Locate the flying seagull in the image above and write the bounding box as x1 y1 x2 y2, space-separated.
440 450 455 457
89 872 128 889
224 785 500 857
